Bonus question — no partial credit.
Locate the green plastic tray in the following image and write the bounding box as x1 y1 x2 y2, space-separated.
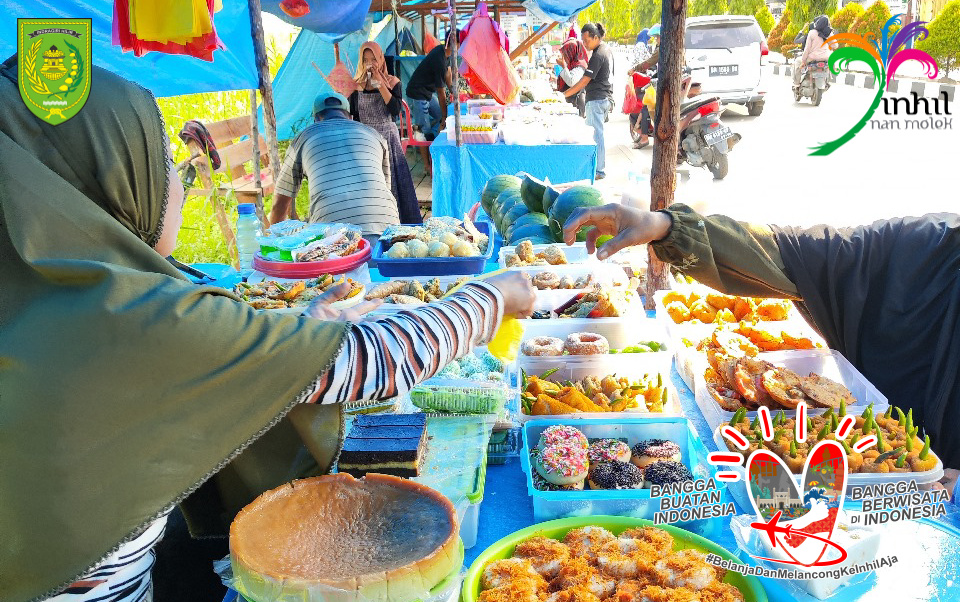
461 516 768 602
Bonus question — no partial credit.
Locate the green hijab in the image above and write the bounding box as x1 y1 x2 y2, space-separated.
0 61 349 601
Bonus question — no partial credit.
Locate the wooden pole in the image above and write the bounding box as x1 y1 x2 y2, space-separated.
393 0 401 54
249 89 267 228
247 0 281 202
421 14 426 50
509 22 557 60
448 0 461 147
645 0 686 309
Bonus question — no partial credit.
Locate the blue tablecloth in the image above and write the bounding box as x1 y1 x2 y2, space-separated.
429 137 597 219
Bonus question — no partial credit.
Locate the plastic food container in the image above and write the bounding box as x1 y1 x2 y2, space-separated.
516 352 680 421
374 222 494 277
252 238 371 278
462 516 768 602
713 425 945 513
366 275 474 314
519 306 652 349
459 453 488 549
520 417 721 522
695 348 889 432
487 427 521 465
499 242 591 267
410 379 512 415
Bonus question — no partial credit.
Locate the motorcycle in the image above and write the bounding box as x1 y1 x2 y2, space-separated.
788 49 830 106
634 67 740 180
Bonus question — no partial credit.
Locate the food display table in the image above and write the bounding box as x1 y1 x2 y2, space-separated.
429 136 597 219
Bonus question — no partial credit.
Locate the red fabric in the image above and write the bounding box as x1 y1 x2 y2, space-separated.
567 26 578 39
784 507 839 548
279 0 310 18
423 31 440 54
112 0 223 61
458 3 519 104
622 83 642 114
560 39 588 71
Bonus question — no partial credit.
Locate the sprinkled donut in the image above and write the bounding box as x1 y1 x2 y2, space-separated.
587 439 632 463
535 444 590 486
630 439 682 468
532 271 561 290
564 332 610 356
587 461 645 490
532 469 584 491
521 336 565 357
642 460 693 488
538 425 589 450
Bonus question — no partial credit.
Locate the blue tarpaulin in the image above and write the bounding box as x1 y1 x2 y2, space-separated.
267 15 410 141
0 0 259 97
524 0 597 23
261 0 373 44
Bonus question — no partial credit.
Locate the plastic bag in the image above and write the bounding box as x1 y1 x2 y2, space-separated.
622 82 642 114
643 85 657 111
458 4 520 104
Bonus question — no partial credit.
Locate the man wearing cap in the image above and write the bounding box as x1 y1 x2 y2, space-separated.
270 93 400 238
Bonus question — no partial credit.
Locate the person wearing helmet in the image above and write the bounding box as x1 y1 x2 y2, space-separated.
793 15 837 88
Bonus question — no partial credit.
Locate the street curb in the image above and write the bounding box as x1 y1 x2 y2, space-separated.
771 63 956 101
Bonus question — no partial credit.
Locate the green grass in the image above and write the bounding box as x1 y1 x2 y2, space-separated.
157 35 311 265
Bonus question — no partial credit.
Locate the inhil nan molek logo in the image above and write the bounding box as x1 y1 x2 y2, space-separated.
811 14 944 155
18 19 92 125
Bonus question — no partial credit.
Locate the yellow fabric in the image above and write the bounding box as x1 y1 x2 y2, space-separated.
128 0 212 43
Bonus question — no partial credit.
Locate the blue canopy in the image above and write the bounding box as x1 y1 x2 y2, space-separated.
0 0 259 97
261 0 373 44
523 0 598 23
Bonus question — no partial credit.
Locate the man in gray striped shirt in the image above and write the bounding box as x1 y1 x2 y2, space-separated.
270 93 401 236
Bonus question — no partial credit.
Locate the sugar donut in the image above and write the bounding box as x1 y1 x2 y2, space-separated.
587 439 632 463
564 332 610 356
538 425 589 450
587 461 644 490
630 439 682 468
522 336 565 357
532 271 561 290
535 444 589 486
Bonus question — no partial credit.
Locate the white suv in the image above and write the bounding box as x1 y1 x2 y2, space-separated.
685 15 768 116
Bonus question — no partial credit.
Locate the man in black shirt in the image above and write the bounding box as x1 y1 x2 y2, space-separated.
563 23 613 179
406 40 453 139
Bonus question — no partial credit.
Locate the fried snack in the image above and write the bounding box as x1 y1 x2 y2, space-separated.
248 298 287 310
666 301 691 324
516 240 537 264
689 300 717 324
662 291 688 306
761 367 806 409
533 272 561 290
756 299 792 321
406 279 426 301
781 332 817 350
365 280 408 300
732 297 754 321
733 358 776 408
540 245 568 265
505 253 523 267
801 373 857 409
387 294 425 306
514 536 571 579
706 293 737 312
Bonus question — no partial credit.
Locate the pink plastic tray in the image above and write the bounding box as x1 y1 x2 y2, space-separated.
252 238 371 278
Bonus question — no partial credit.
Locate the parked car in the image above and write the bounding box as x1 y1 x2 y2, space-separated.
684 15 768 116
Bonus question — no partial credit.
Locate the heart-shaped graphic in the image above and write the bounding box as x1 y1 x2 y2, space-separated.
746 440 847 567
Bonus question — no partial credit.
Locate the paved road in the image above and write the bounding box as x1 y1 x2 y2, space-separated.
595 52 960 229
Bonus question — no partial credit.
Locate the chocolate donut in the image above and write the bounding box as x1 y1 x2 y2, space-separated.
630 439 682 469
642 460 693 488
588 461 644 490
521 336 564 357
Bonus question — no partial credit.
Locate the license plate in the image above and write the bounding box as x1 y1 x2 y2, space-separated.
709 64 739 77
704 126 733 146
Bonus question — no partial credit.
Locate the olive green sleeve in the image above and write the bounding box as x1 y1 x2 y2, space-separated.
650 203 800 299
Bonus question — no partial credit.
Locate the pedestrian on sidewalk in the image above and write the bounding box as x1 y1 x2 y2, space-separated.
563 22 614 180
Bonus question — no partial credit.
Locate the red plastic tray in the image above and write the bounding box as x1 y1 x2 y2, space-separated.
252 238 371 278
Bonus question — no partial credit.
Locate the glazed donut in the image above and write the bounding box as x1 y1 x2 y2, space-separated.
587 439 632 463
564 332 610 356
535 444 589 486
538 425 589 450
521 336 564 357
587 461 644 490
532 271 561 290
630 439 682 469
642 460 694 489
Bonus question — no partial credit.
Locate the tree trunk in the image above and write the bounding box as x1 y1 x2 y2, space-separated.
247 0 281 214
645 0 687 309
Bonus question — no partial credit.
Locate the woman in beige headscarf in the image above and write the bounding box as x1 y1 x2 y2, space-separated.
0 58 533 602
348 42 420 224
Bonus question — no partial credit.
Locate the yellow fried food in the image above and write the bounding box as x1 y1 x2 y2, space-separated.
706 293 737 311
732 297 754 321
516 240 537 264
782 332 817 350
756 299 792 321
689 300 717 324
661 291 689 307
714 308 737 323
666 301 692 323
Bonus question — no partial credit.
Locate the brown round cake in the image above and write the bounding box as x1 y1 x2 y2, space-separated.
230 473 460 601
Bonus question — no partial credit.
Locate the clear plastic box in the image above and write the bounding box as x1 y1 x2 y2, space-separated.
487 427 521 465
712 425 944 512
499 242 591 267
520 308 652 349
520 417 723 523
695 348 889 432
518 321 671 375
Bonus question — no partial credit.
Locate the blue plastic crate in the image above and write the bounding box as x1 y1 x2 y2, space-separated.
373 221 494 277
521 416 727 537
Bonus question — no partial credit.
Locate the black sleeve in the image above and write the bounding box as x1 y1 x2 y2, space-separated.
386 82 402 117
348 91 360 121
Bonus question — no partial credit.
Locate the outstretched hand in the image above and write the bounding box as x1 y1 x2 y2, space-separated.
303 282 382 321
562 204 673 260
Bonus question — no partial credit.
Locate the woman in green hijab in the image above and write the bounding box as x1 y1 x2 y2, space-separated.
0 60 534 602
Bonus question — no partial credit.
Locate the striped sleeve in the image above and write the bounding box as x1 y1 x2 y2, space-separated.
273 132 305 199
310 282 503 404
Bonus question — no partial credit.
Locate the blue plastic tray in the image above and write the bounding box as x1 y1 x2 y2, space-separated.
520 416 728 537
374 221 494 277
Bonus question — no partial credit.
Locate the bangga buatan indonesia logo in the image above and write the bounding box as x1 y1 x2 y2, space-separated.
811 14 939 155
